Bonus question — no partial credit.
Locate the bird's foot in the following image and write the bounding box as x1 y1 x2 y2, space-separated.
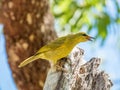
55 65 67 72
55 57 71 72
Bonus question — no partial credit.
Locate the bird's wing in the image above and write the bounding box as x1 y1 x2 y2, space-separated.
18 37 66 68
36 36 68 54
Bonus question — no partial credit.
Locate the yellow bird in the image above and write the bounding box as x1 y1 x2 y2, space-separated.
18 32 94 68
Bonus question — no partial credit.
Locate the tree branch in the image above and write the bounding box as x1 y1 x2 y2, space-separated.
44 47 113 90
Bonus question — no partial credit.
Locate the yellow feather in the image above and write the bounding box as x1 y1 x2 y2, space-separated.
18 32 94 67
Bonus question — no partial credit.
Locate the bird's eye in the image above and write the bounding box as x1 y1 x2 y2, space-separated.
83 34 87 36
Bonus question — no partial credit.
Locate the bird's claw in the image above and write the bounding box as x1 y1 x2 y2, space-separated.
55 65 68 72
55 57 69 72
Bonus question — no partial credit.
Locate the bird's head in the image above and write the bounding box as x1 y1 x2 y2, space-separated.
77 32 95 42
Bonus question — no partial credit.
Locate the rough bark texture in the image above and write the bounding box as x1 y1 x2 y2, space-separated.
0 0 57 90
44 47 113 90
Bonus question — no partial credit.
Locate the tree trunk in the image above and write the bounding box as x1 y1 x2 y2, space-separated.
0 0 57 90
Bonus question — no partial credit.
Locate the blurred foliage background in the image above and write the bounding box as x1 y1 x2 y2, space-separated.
50 0 120 44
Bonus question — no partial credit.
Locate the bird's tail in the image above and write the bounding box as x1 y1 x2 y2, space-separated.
18 54 41 68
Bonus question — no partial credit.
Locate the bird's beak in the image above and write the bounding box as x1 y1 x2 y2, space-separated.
87 36 95 41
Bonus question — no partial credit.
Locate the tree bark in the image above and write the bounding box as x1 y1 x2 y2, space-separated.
0 0 57 90
44 47 113 90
